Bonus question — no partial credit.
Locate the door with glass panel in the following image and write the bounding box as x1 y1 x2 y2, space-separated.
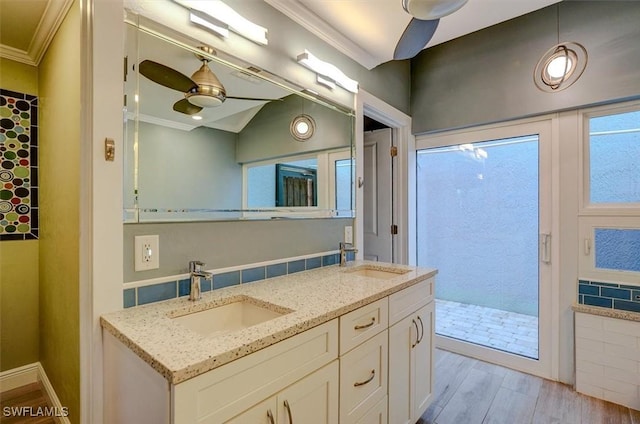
415 120 552 378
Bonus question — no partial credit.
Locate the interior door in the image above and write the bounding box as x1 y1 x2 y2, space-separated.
363 128 393 262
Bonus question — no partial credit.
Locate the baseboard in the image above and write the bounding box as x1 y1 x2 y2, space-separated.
0 362 71 424
0 362 39 392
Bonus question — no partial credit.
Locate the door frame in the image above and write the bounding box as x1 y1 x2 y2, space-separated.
355 90 414 265
414 116 558 380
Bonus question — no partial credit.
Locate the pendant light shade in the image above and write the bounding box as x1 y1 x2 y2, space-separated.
534 42 587 92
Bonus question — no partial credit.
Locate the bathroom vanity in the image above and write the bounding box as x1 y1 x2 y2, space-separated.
101 261 436 423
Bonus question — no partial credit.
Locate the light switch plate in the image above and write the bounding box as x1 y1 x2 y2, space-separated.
134 235 159 271
344 226 353 244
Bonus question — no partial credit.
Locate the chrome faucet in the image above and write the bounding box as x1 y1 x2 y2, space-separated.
339 242 358 267
188 260 212 301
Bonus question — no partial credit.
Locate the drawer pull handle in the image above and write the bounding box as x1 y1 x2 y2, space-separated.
267 409 275 424
354 317 376 330
354 369 376 387
417 315 425 344
284 399 293 424
412 319 419 348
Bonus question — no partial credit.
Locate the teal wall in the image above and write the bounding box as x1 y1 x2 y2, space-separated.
410 1 640 134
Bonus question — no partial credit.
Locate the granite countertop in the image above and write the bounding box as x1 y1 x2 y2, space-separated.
101 261 437 384
572 303 640 323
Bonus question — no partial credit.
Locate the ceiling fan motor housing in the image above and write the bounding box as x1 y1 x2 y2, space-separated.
402 0 468 20
186 62 226 107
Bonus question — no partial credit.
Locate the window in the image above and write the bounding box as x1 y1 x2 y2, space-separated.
579 101 640 285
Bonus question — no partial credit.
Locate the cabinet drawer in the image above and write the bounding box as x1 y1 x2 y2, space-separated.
340 298 388 355
339 330 388 424
173 319 338 423
389 278 433 325
355 396 387 424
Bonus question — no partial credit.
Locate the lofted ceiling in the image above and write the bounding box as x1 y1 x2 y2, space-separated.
266 0 562 69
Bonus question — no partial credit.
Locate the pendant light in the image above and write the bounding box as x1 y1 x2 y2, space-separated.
534 4 587 92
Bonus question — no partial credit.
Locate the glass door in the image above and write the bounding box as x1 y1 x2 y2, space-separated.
415 120 552 378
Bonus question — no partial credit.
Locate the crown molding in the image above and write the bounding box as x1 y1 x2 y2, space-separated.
264 0 381 70
0 0 74 66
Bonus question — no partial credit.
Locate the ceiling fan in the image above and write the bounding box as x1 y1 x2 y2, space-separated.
394 0 469 60
139 47 279 115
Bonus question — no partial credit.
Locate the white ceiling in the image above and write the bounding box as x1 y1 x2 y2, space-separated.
266 0 562 69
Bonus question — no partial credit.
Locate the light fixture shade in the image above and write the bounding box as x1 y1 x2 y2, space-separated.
534 42 588 92
290 114 316 141
297 50 359 93
402 0 468 20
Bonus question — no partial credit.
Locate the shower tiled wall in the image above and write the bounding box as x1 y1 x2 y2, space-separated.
0 89 38 241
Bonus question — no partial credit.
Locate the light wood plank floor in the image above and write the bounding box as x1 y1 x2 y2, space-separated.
420 349 640 424
0 382 55 424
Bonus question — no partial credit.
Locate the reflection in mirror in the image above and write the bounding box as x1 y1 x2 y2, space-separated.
123 20 354 222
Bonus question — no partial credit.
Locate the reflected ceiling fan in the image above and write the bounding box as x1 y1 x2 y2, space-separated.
139 47 279 115
394 0 469 60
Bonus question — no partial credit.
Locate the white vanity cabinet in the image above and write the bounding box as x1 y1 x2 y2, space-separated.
103 270 436 424
339 298 389 424
388 278 435 424
226 361 338 424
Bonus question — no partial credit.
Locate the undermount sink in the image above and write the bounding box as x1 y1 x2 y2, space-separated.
170 297 291 337
344 265 411 280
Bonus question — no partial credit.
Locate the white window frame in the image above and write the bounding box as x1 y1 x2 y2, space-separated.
577 100 640 285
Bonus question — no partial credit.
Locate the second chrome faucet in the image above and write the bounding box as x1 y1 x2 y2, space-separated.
189 260 212 301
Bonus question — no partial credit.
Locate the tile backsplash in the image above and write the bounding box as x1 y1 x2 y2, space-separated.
578 279 640 313
123 251 353 308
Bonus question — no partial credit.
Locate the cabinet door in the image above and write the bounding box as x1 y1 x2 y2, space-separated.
412 302 434 419
277 361 339 424
388 312 417 424
388 302 434 424
225 397 278 424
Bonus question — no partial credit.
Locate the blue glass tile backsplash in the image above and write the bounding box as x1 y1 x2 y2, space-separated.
578 280 640 313
124 253 344 308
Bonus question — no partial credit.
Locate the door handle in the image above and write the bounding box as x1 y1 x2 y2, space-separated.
417 315 424 344
267 409 275 424
412 319 419 348
284 399 293 424
540 233 551 264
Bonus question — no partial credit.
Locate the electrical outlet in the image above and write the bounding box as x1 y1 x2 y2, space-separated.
344 226 353 244
135 235 159 271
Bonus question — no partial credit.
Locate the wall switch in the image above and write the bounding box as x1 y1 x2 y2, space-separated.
135 235 159 271
344 226 353 244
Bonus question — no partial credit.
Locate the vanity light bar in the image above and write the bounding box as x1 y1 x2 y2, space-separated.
173 0 268 45
189 10 229 38
297 50 359 94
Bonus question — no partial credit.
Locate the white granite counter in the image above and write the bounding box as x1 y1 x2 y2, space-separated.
101 261 437 384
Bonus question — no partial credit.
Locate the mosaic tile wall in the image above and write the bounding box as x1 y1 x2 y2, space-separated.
0 89 38 241
578 279 640 313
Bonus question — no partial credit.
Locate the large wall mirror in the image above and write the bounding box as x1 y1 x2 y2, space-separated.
123 20 355 222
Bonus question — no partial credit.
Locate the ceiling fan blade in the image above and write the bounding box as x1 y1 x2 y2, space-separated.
225 96 283 102
393 18 439 60
139 60 198 93
173 98 203 115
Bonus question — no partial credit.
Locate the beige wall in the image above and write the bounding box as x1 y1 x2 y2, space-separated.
37 1 80 421
0 58 40 371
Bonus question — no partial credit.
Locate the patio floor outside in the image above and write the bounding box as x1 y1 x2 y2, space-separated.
436 299 539 359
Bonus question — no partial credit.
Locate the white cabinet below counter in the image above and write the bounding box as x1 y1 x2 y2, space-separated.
103 265 436 424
